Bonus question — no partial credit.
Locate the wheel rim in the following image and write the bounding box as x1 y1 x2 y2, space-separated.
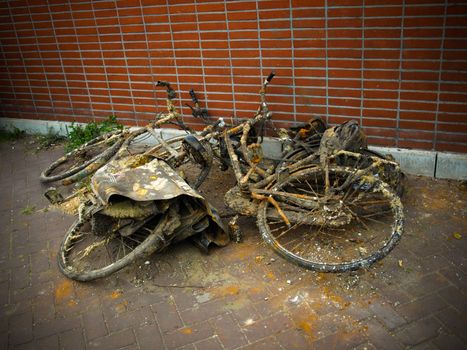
259 166 403 271
60 213 162 278
42 131 123 180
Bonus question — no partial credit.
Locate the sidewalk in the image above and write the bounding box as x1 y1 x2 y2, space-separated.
0 136 466 349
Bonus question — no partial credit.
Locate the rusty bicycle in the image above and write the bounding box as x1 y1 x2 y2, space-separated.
54 73 404 281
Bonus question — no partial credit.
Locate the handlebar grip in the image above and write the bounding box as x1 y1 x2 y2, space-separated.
266 71 276 82
189 89 198 104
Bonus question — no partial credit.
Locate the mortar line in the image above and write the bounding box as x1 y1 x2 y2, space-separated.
194 0 209 116
360 0 365 127
289 0 297 124
68 0 93 121
325 0 329 124
114 0 138 125
223 0 237 124
139 0 159 113
434 0 448 151
255 0 264 87
6 1 38 118
26 5 56 122
395 0 406 147
91 0 116 118
46 2 74 122
166 0 183 122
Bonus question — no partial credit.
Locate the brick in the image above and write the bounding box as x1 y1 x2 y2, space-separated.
135 324 164 349
9 311 33 345
396 294 448 323
369 302 407 330
35 334 59 350
88 328 136 350
151 300 184 333
403 273 450 298
106 307 154 333
193 336 223 350
276 327 312 350
311 329 367 349
395 317 443 346
59 328 85 350
163 321 214 350
364 320 404 350
242 312 293 343
210 313 247 350
33 316 81 339
435 307 467 342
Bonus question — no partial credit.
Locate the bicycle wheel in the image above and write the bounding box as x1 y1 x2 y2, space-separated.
257 166 403 272
57 205 179 282
40 130 124 183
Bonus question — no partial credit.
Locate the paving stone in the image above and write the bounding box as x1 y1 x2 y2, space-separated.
135 324 165 349
394 317 443 347
311 329 367 350
35 334 59 350
192 335 223 350
396 294 448 323
8 311 33 346
239 336 283 350
276 327 312 350
403 272 451 298
410 341 439 350
59 328 86 350
368 301 407 330
434 307 467 342
242 311 293 344
33 316 81 339
432 333 466 349
152 300 184 333
364 319 404 350
106 307 155 333
210 313 248 350
436 285 467 312
88 328 136 350
179 297 230 325
163 321 214 350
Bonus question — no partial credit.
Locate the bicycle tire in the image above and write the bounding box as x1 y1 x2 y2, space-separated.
40 130 124 183
57 207 179 282
257 166 403 272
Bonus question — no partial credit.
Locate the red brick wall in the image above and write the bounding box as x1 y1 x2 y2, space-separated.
1 0 467 153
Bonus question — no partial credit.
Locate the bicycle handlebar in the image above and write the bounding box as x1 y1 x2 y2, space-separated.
266 71 275 83
156 80 176 100
189 89 198 105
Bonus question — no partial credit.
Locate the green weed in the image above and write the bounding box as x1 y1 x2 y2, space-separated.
64 116 123 153
21 204 36 215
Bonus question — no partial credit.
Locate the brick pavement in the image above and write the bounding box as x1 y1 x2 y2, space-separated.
0 136 466 349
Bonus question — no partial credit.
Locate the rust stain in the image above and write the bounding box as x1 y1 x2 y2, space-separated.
247 287 262 295
181 327 193 335
55 280 73 303
111 290 122 299
211 285 241 298
115 300 128 313
266 272 275 280
321 286 349 310
295 314 317 340
67 299 78 307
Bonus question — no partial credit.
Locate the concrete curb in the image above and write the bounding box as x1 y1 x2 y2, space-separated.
1 117 465 181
